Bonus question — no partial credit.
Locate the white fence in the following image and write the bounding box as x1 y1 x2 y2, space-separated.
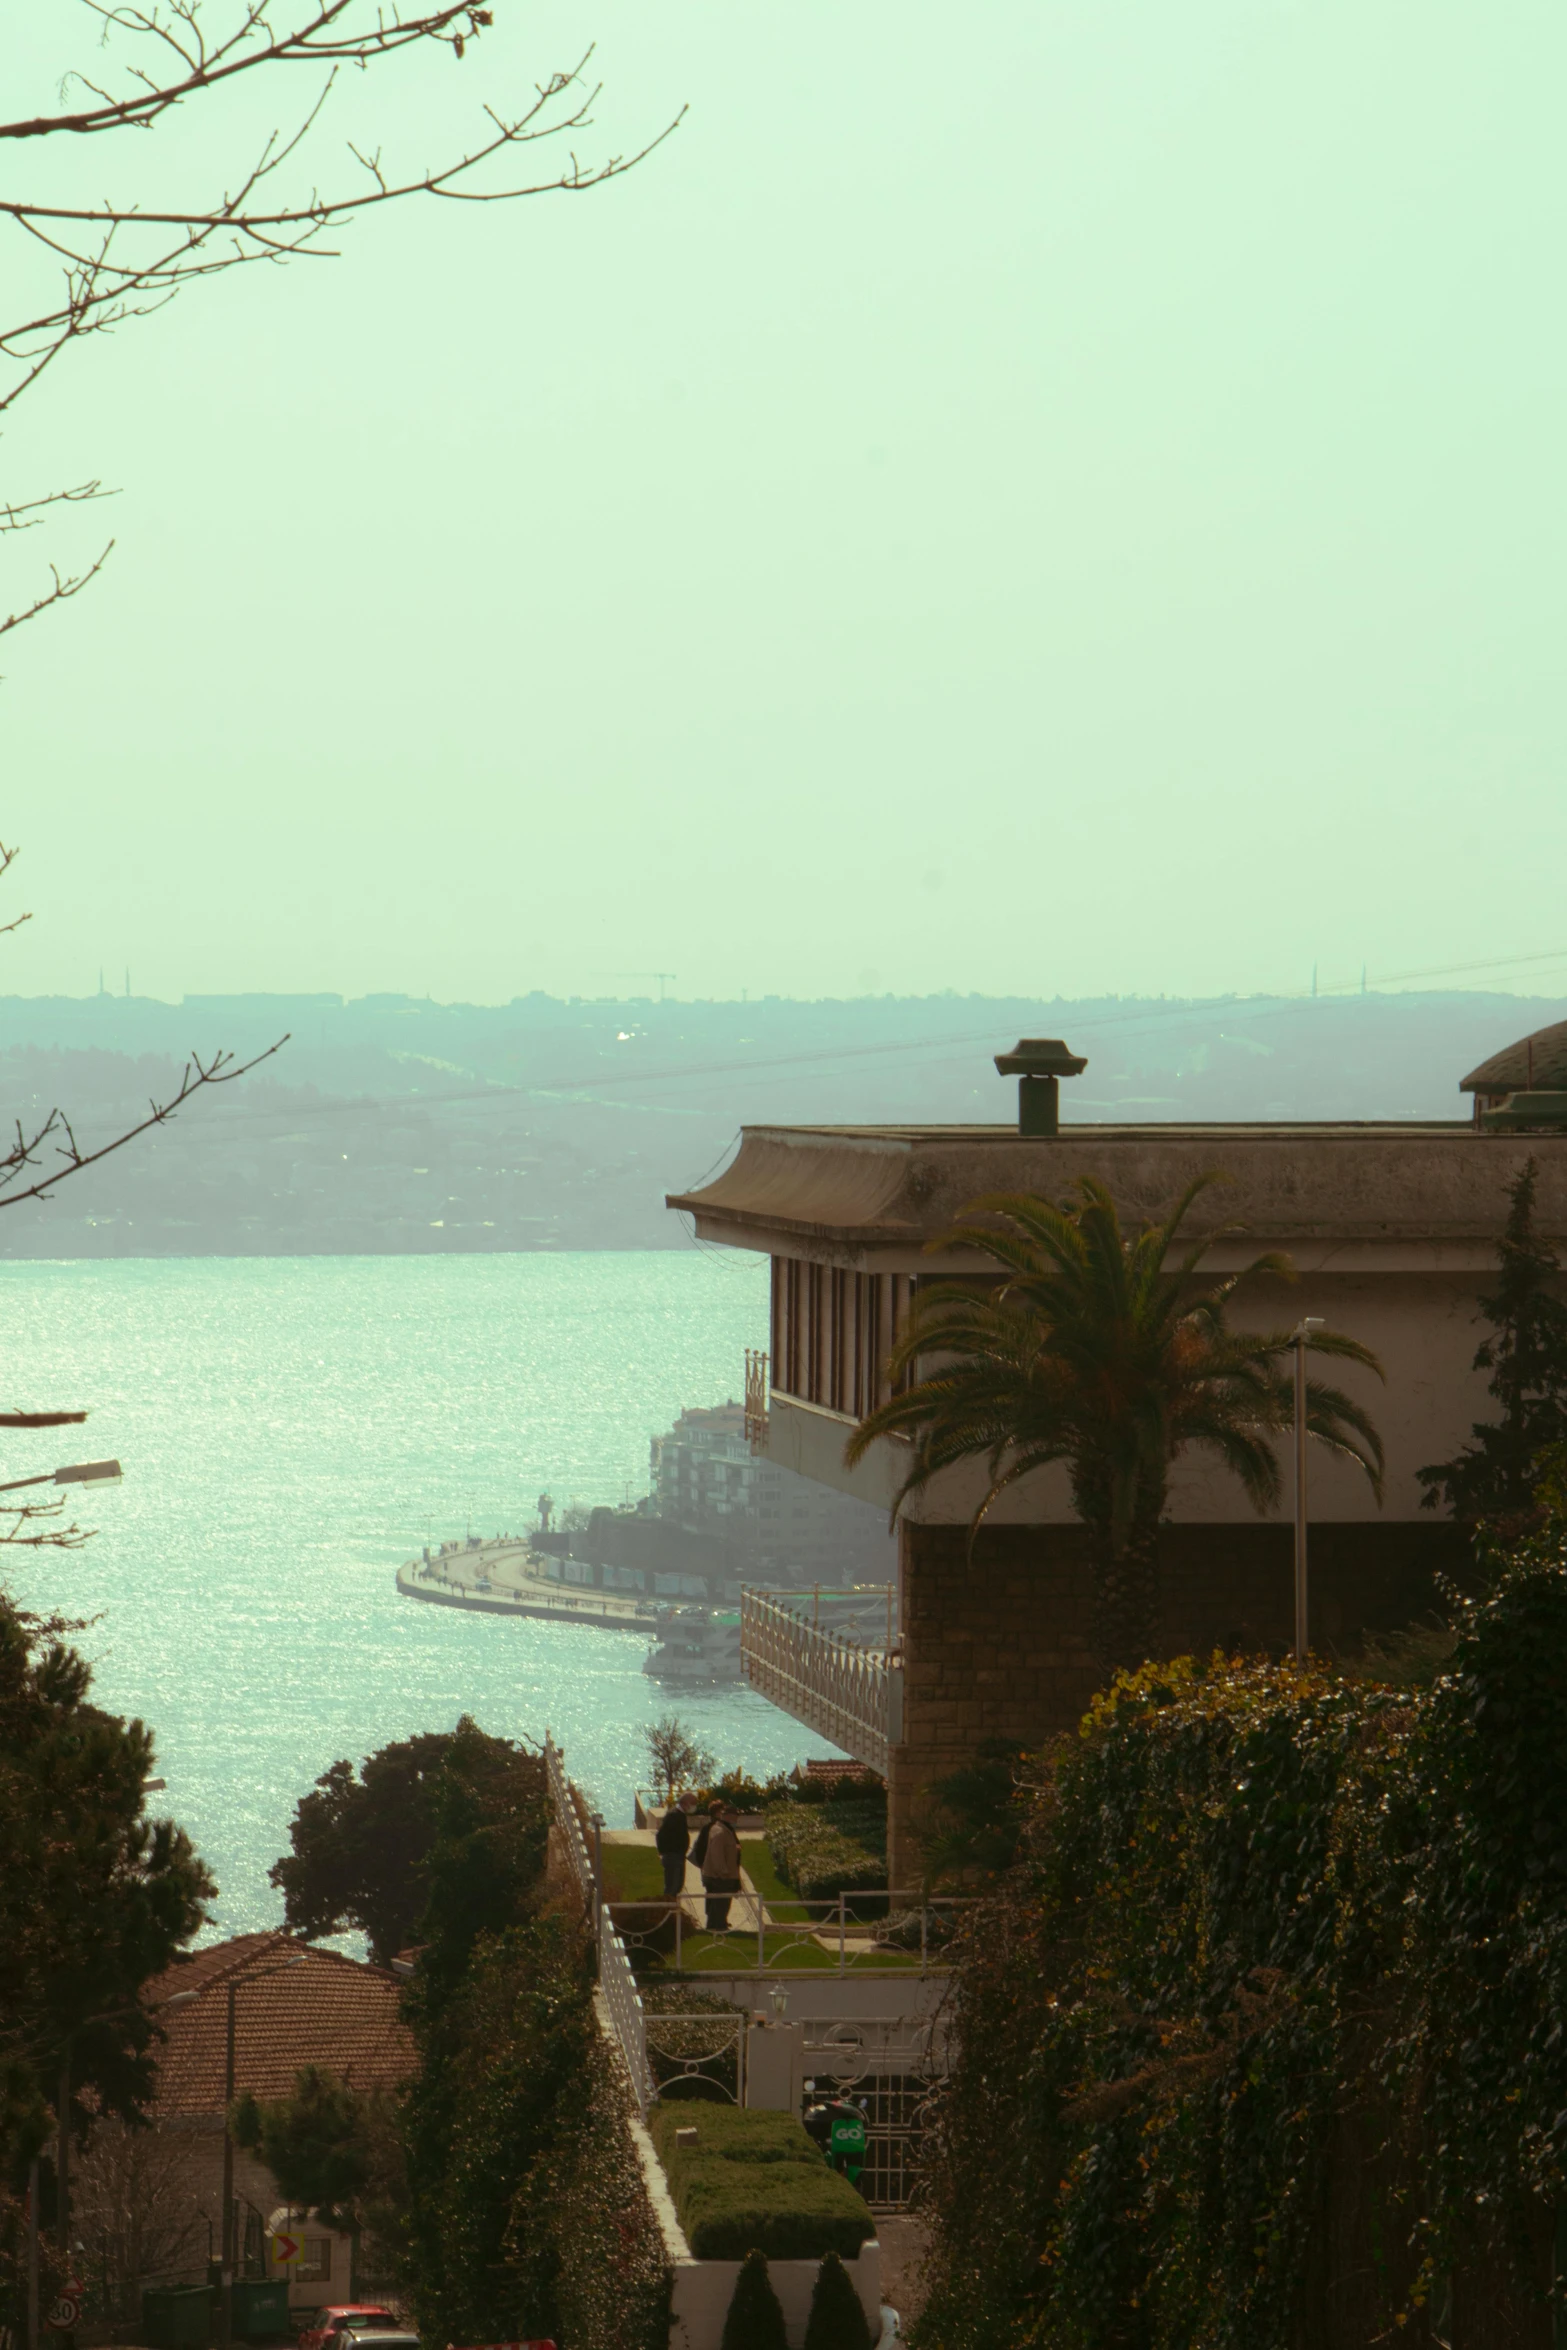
597 1909 656 2108
545 1730 656 2107
544 1729 597 1909
740 1590 903 1776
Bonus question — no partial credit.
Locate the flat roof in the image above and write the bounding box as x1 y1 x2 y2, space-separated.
728 1120 1473 1141
668 1118 1566 1257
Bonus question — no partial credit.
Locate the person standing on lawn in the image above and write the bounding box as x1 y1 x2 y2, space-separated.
656 1789 697 1900
694 1801 743 1935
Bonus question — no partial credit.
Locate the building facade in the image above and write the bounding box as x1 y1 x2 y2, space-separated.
669 1025 1567 1878
72 1932 414 2313
651 1401 899 1588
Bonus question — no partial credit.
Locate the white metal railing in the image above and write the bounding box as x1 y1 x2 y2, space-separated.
544 1730 597 1910
740 1589 903 1775
545 1731 656 2107
597 1909 656 2109
744 1347 769 1453
607 1891 968 1978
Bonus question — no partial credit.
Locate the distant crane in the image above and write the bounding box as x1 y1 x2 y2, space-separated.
603 970 678 1002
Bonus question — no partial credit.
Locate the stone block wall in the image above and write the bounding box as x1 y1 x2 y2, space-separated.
887 1518 1466 1883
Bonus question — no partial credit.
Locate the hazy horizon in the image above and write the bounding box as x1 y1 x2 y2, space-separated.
8 1 1567 1004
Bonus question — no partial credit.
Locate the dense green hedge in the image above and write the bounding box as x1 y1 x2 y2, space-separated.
398 1727 670 2350
911 1525 1567 2350
513 2025 672 2350
649 2105 875 2261
763 1801 886 1903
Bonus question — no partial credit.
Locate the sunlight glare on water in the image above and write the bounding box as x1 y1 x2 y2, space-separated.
0 1249 834 1937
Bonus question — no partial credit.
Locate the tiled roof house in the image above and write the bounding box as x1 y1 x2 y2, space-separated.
145 1932 414 2118
78 1933 417 2297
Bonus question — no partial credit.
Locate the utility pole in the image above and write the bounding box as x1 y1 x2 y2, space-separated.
222 1985 237 2349
216 1951 303 2350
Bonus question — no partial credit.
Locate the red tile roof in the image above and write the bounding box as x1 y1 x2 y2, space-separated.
144 1933 415 2118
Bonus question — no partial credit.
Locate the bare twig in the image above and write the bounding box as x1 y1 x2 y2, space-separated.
1 544 115 645
3 0 679 641
0 1032 290 1208
0 1493 92 1550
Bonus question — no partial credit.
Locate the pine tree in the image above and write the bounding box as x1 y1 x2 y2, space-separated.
1420 1158 1567 1525
803 2249 873 2350
720 2248 789 2350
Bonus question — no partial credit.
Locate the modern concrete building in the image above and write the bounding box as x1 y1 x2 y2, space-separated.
651 1400 898 1587
669 1022 1567 1879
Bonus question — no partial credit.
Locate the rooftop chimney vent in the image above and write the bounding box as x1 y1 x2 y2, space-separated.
994 1038 1087 1136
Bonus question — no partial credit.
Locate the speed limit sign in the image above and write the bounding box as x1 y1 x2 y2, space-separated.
46 2278 82 2332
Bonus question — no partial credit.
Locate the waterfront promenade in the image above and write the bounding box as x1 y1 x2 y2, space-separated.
397 1536 660 1633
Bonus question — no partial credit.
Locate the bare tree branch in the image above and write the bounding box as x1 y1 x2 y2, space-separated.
1 543 115 645
1 482 111 532
4 0 679 641
0 1493 92 1550
0 1031 290 1208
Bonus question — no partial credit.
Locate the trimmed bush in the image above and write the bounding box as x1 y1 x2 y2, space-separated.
763 1802 886 1906
649 2106 875 2263
804 2250 873 2350
721 2248 788 2350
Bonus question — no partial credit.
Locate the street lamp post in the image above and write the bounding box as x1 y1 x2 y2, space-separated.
0 1460 122 1496
215 1956 304 2350
1292 1318 1324 1665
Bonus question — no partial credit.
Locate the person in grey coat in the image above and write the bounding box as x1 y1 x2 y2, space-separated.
690 1801 743 1933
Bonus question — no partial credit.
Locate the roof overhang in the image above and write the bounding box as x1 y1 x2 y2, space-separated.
667 1120 1567 1267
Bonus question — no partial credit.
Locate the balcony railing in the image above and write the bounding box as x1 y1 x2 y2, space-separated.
744 1346 769 1453
740 1589 902 1775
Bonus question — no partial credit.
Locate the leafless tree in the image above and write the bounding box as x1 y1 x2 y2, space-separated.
70 2117 211 2309
642 1714 716 1805
0 837 284 1547
3 0 678 642
0 8 673 1531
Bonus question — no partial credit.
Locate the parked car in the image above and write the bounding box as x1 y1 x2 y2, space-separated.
328 2332 420 2350
298 2307 396 2350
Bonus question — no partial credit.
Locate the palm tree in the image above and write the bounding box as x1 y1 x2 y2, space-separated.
844 1173 1385 1672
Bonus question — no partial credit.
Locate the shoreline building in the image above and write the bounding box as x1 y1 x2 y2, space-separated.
559 1400 897 1604
669 1024 1567 1880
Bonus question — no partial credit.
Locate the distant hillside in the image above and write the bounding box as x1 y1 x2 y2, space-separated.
0 987 1554 1257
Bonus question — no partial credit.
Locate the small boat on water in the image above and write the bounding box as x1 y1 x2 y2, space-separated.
642 1605 742 1685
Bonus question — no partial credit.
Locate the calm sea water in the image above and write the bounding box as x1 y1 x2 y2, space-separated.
0 1250 828 1940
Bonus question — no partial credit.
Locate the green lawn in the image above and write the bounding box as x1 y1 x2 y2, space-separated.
672 1928 923 1973
600 1842 666 1901
740 1836 810 1920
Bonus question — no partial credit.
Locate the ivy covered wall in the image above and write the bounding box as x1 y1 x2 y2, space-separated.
912 1522 1567 2349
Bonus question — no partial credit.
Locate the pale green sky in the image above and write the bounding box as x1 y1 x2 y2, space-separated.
5 0 1564 1005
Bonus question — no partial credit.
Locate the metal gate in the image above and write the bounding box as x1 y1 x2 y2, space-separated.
802 2016 948 2214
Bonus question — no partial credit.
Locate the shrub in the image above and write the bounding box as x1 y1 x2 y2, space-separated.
649 2107 875 2263
804 2249 873 2350
912 1523 1567 2349
824 1774 887 1818
511 2026 671 2350
763 1802 886 1905
721 2248 788 2350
